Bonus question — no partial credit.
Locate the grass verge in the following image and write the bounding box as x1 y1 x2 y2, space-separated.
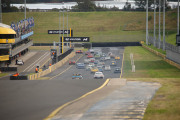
123 46 180 120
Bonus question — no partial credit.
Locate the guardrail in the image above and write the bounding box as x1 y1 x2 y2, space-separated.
142 44 180 69
10 76 28 80
28 50 75 80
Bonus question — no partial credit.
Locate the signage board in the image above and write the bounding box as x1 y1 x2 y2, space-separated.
63 37 90 42
48 30 72 34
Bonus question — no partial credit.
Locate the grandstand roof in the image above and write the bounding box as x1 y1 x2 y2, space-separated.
0 27 16 34
0 23 11 29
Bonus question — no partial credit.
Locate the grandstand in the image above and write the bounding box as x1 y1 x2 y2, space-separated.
0 20 34 67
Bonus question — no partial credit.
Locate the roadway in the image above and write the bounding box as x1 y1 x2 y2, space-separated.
0 47 124 120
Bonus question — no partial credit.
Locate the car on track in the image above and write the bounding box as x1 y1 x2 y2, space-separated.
84 59 90 64
72 74 83 79
105 56 111 60
100 57 106 61
94 60 99 64
76 50 83 54
86 65 92 71
69 60 76 65
111 61 117 66
105 65 111 71
87 54 93 58
89 63 95 67
98 62 105 67
91 67 99 73
94 54 101 59
94 72 104 79
115 56 120 60
16 60 24 65
97 66 103 72
90 58 95 63
76 63 85 69
110 54 115 58
89 49 94 53
114 67 121 73
85 51 91 55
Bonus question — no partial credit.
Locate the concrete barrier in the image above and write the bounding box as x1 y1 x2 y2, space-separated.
142 44 180 70
28 52 75 80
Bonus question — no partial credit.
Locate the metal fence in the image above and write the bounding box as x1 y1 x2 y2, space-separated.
148 36 180 53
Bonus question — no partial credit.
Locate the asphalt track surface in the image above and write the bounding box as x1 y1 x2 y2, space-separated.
0 47 124 120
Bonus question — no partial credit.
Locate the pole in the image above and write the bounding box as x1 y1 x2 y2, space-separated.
0 0 2 23
59 10 61 54
178 0 179 35
63 11 64 53
67 11 68 37
146 0 149 45
163 0 165 51
158 0 161 49
153 0 156 47
24 0 26 29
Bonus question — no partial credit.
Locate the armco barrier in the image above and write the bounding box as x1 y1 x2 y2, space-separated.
0 67 17 72
28 51 75 80
142 44 180 69
10 76 28 80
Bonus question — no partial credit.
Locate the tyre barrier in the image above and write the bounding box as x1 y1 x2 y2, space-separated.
10 76 28 80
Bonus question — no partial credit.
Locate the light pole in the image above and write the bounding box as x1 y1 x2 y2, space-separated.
158 0 161 49
25 0 26 29
163 0 165 51
153 0 156 47
178 0 179 35
146 0 149 45
59 10 61 54
0 0 2 23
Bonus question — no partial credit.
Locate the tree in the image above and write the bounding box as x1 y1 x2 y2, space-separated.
135 0 153 9
123 2 131 11
76 0 96 12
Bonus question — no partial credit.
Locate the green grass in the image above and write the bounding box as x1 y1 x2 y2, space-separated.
2 11 178 43
0 73 8 77
123 46 180 120
143 43 166 55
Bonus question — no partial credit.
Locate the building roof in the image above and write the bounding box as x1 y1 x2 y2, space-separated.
0 27 16 34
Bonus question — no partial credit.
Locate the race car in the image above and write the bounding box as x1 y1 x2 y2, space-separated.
76 50 83 54
115 56 120 60
87 54 93 58
114 67 121 73
16 60 24 65
72 74 83 79
94 72 104 79
91 67 99 73
69 60 76 65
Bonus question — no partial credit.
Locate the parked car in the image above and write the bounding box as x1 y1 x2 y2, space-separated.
76 50 83 54
90 58 95 63
94 54 101 59
94 60 99 64
114 67 121 73
16 60 24 65
94 72 104 79
72 74 83 79
105 65 111 71
69 60 76 65
85 51 91 55
110 54 115 58
100 57 106 61
76 63 85 69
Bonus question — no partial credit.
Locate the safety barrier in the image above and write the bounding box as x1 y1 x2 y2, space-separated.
10 76 28 80
0 67 17 72
28 51 75 80
142 44 180 69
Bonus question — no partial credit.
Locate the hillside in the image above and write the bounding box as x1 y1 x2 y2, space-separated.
2 10 178 43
